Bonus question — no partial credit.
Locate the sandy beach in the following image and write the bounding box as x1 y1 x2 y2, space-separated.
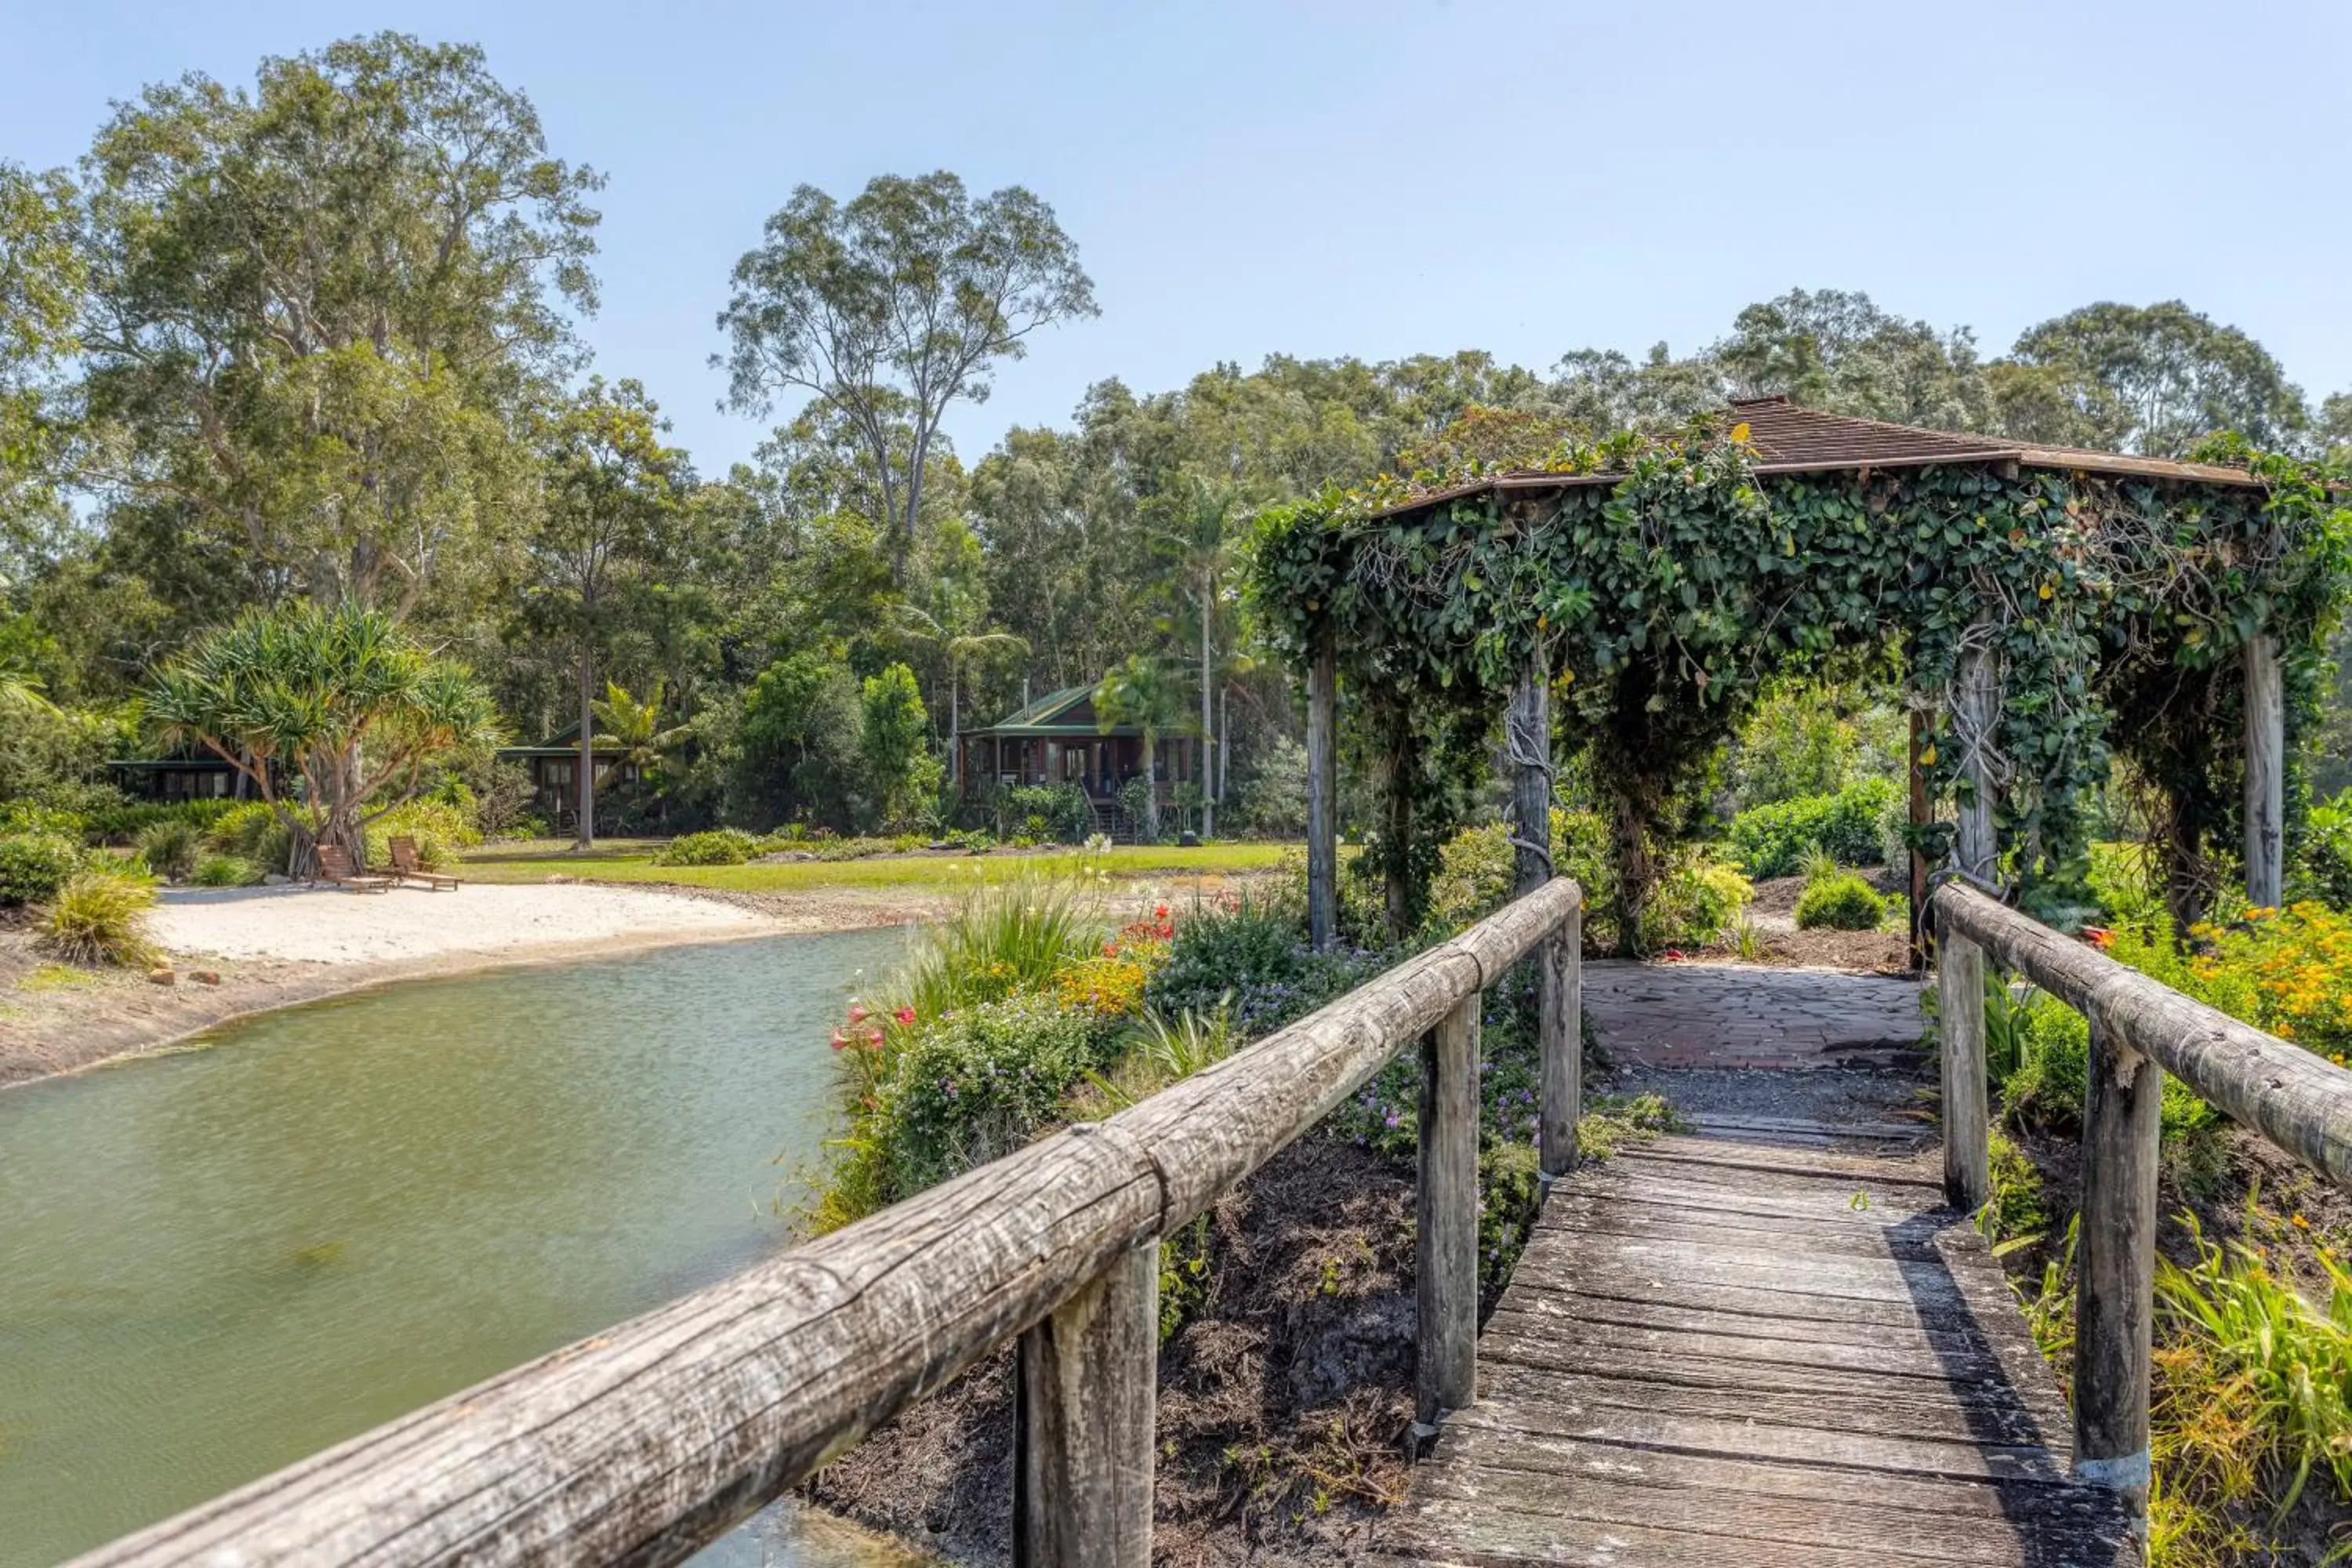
147 881 769 964
0 879 949 1090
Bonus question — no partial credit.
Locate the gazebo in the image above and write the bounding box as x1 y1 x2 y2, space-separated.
1255 395 2329 956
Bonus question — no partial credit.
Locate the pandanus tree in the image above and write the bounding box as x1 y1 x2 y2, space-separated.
145 602 503 876
1094 654 1192 844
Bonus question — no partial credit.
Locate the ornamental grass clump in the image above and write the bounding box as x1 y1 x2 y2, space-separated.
38 869 162 968
2151 1208 2352 1559
135 817 205 880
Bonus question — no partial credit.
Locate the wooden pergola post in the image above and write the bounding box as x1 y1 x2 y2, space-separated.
1954 641 1999 884
1506 647 1552 897
2245 633 2284 909
1908 707 1930 974
1307 629 1338 951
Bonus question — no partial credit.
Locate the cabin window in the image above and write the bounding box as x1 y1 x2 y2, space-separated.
544 761 572 786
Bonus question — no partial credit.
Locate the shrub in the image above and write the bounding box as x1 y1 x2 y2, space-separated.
135 817 205 880
2191 902 2352 1062
204 802 293 875
191 853 265 887
82 797 238 846
655 828 759 866
1795 872 1887 931
38 869 161 967
1 800 93 841
873 994 1117 1200
0 831 82 906
995 783 1091 844
364 798 480 869
2299 790 2352 909
1728 777 1901 879
1647 855 1754 950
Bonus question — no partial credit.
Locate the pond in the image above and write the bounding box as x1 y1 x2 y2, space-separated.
0 929 933 1568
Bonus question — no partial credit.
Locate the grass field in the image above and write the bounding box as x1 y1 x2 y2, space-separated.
456 837 1297 892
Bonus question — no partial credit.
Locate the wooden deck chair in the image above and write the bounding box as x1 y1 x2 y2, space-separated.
314 842 394 893
389 834 459 891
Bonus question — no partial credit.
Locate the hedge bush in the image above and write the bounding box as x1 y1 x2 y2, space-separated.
654 828 760 866
364 799 480 870
84 797 240 846
204 803 293 876
1795 873 1887 931
0 831 83 906
191 853 266 887
1728 777 1900 879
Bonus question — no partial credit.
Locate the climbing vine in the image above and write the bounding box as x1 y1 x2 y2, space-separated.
1247 416 2350 950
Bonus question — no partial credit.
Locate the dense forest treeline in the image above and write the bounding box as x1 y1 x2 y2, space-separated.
5 31 2350 839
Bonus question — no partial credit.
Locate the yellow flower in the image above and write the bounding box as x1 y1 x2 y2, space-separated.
1730 421 1751 444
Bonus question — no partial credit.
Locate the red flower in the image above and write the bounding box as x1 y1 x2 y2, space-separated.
829 1031 849 1051
2082 927 2114 949
866 1029 885 1050
1103 939 1119 956
895 1007 916 1026
1155 903 1169 920
847 1004 869 1024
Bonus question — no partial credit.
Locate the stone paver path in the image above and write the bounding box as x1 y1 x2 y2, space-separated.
1586 960 1926 1071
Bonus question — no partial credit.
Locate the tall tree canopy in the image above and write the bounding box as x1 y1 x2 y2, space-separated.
0 161 84 577
718 170 1096 584
1998 300 2309 456
78 33 603 615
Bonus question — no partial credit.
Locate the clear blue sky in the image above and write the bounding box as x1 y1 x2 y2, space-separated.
5 0 2346 474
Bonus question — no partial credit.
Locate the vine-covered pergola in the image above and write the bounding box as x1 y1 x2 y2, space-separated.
1249 397 2349 956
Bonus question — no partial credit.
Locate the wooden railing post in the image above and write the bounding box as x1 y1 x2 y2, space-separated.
1014 1240 1159 1568
1415 991 1480 1438
1306 630 1338 951
1938 931 1990 1210
1540 905 1581 1183
2073 1014 2161 1527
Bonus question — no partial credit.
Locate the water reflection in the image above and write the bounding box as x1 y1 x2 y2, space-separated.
0 928 913 1566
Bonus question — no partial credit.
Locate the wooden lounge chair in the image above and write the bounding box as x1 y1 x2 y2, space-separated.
314 843 394 893
389 835 459 891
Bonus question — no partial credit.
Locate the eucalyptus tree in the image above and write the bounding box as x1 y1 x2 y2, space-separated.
77 33 603 616
521 377 688 848
718 170 1096 584
0 162 83 572
1147 477 1241 837
145 601 502 874
1998 300 2308 456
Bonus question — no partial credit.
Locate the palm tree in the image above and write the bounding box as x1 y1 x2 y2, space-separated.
1146 477 1242 837
1094 654 1192 844
895 601 1029 785
147 602 503 875
590 678 693 822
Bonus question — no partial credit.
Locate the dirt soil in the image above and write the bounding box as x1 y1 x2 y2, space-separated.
1682 872 1915 974
807 1136 1419 1566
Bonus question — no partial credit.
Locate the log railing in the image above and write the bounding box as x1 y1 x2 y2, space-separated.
1933 882 2352 1520
70 878 1587 1568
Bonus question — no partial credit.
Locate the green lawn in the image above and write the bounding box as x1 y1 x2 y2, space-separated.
457 837 1296 892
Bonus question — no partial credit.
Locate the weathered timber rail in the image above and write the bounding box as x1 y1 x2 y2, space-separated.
1936 882 2352 1519
65 879 1588 1568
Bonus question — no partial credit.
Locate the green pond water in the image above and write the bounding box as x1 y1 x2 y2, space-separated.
0 929 932 1568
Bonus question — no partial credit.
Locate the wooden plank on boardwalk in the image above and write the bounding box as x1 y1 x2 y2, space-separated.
1370 1134 2126 1568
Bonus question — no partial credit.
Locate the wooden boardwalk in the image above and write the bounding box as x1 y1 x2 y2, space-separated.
1374 1131 2139 1566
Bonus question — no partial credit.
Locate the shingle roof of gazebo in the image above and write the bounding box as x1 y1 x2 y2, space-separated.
1369 394 2265 519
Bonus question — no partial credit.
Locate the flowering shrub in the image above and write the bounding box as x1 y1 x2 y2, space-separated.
2193 902 2352 1062
870 995 1118 1199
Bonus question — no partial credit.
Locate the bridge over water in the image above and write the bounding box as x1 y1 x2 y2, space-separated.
65 879 2350 1568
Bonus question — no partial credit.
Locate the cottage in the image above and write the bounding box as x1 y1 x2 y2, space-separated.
107 751 243 802
955 685 1200 810
495 734 640 832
